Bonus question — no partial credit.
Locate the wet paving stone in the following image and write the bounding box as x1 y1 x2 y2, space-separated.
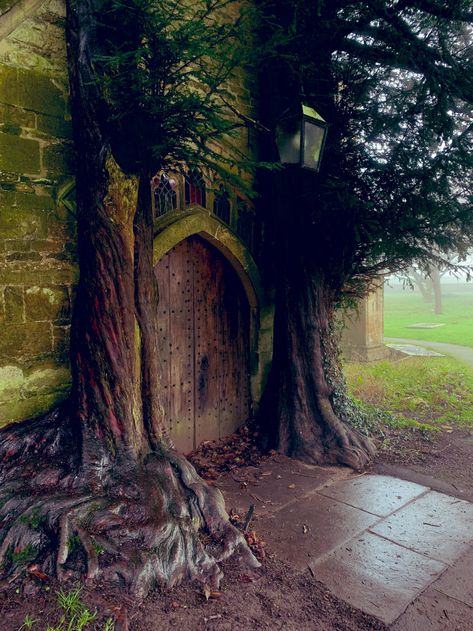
310 531 446 625
370 491 473 564
256 492 379 568
428 544 473 607
319 474 428 517
218 457 348 517
391 584 473 630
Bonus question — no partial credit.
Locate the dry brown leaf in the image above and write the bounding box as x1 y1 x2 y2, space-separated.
203 584 211 601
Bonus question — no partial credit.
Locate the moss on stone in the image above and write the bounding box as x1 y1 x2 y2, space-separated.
0 132 41 174
24 285 70 322
0 322 52 360
4 286 24 322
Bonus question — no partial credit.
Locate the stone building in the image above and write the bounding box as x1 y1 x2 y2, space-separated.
0 0 276 454
0 0 385 450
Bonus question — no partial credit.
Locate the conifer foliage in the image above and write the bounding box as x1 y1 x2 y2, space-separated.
258 0 473 469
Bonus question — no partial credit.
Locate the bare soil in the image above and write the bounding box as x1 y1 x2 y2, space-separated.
373 425 473 501
1 423 472 631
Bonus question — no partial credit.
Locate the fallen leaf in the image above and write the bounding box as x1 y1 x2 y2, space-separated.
203 584 211 601
27 565 49 582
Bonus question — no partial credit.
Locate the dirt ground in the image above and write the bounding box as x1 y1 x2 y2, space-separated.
1 424 472 631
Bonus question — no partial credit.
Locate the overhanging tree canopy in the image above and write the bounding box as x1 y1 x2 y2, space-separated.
257 0 473 470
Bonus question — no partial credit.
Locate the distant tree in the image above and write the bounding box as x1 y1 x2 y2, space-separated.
402 247 472 313
257 0 473 470
0 0 259 594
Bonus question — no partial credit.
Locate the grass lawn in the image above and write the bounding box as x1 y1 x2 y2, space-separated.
384 282 473 347
344 356 473 432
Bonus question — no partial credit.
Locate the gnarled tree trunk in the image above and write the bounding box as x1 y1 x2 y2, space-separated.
260 263 375 471
0 0 257 596
258 169 375 472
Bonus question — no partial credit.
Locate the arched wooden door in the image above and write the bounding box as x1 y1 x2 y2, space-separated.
155 235 251 452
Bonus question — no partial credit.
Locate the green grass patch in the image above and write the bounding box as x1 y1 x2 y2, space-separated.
345 356 473 430
384 283 473 347
18 586 115 631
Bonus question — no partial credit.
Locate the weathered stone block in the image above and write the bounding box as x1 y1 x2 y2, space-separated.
6 251 42 262
0 205 48 239
0 359 71 426
0 122 21 135
4 239 31 252
16 69 66 117
0 390 69 427
25 285 70 322
29 239 61 253
0 365 24 404
53 324 70 356
0 322 52 360
0 65 18 107
22 364 71 396
43 141 75 175
13 190 55 212
0 132 40 174
0 267 78 285
0 103 35 129
36 113 72 139
4 286 24 322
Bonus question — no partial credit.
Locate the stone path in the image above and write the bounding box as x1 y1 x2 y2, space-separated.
218 457 473 627
385 337 473 370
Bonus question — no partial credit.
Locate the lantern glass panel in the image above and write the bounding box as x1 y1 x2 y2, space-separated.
276 124 301 164
302 120 326 171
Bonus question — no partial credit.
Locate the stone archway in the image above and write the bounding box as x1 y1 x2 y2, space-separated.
154 235 252 452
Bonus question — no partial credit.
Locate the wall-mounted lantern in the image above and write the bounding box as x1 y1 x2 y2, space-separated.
275 104 328 172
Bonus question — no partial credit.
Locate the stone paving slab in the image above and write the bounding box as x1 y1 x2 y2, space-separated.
217 457 348 517
310 531 446 625
386 343 444 357
220 467 473 626
255 492 379 568
429 544 473 607
319 474 428 517
391 584 473 630
370 491 473 564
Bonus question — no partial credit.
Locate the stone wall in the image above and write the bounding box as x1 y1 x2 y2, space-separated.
0 0 76 426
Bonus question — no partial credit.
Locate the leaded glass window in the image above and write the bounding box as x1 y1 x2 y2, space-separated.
185 169 206 207
213 185 231 224
153 173 177 218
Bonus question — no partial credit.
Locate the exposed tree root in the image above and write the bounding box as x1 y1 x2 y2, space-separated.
278 407 376 473
0 414 260 598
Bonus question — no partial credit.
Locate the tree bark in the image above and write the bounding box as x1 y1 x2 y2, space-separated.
430 265 442 315
260 263 375 471
258 169 375 472
0 0 257 595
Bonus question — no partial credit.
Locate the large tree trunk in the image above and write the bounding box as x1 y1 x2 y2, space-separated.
0 0 257 596
258 166 375 472
260 263 375 471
